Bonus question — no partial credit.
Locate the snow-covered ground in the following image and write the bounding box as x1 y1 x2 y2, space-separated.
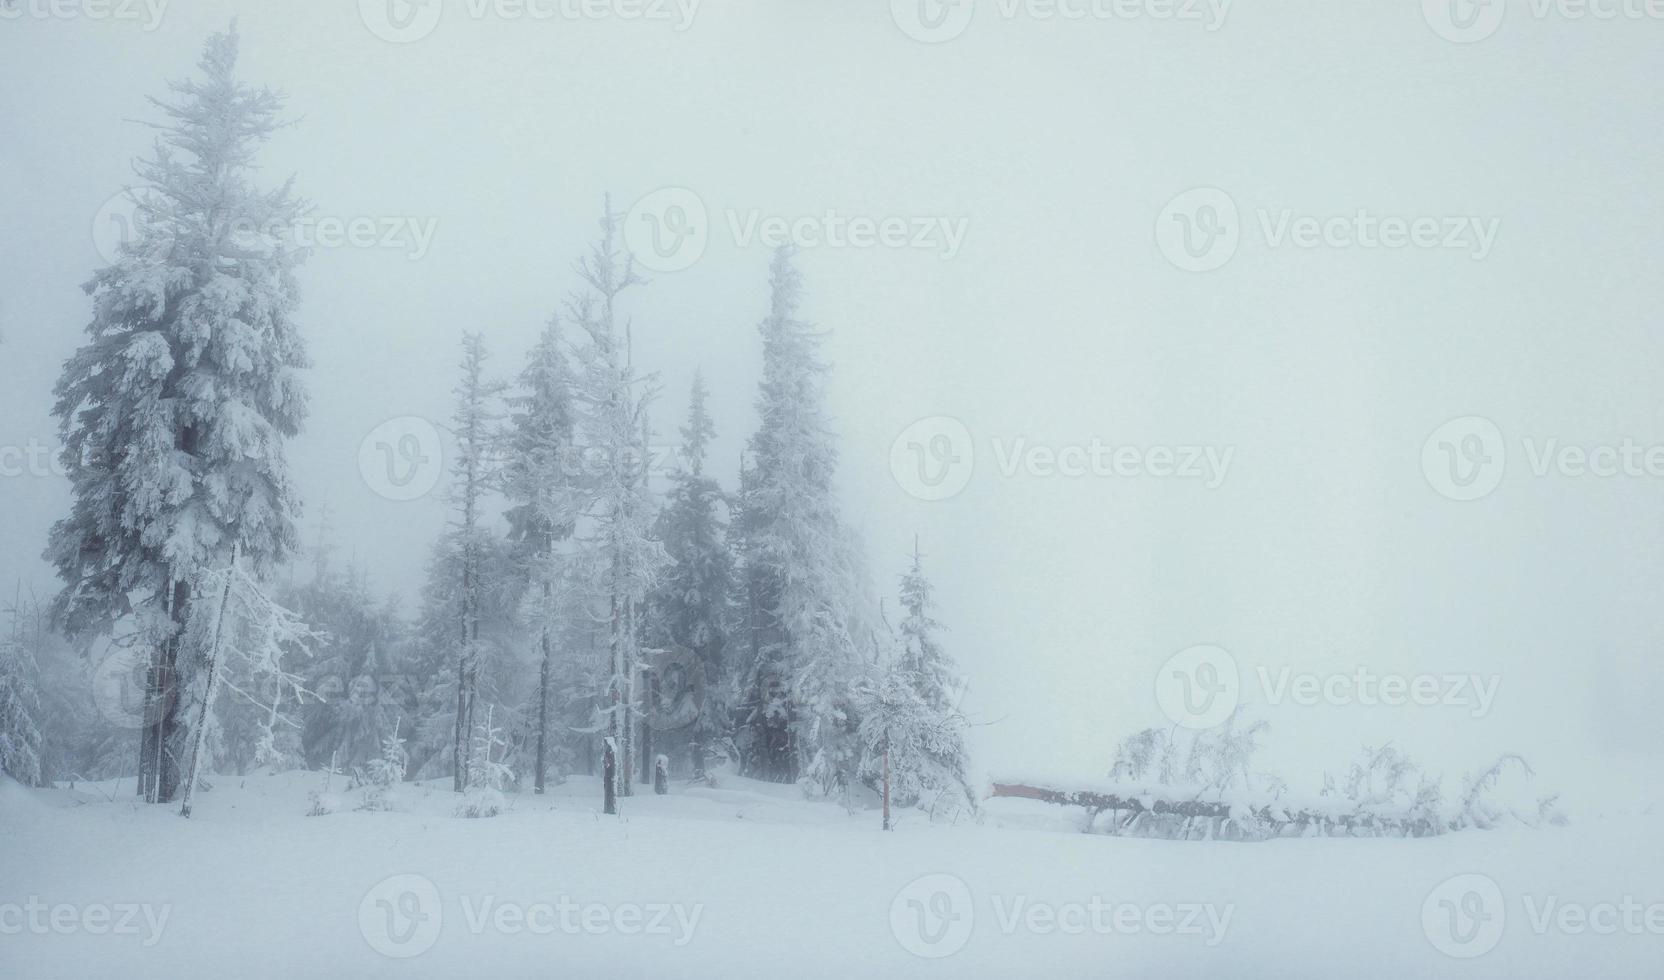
2 771 1659 979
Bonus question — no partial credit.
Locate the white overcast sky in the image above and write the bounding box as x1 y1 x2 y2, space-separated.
2 1 1662 801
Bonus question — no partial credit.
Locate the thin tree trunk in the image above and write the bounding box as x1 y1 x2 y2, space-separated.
535 620 550 794
181 545 238 818
639 668 655 784
602 737 617 815
882 742 892 831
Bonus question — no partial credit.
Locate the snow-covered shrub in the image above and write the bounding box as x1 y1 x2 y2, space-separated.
306 790 341 817
454 708 513 818
454 786 507 819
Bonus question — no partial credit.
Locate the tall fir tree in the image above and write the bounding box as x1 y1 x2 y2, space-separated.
650 371 735 775
45 27 309 802
502 318 580 793
570 201 667 810
448 333 504 792
735 248 867 794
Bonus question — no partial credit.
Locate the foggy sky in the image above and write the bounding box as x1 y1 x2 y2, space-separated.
3 1 1661 804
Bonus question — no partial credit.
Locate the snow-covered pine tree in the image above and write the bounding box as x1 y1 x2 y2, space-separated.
46 27 310 803
502 318 580 794
897 540 969 727
856 560 975 825
0 618 44 787
447 333 504 792
569 200 667 809
650 371 735 776
735 247 867 795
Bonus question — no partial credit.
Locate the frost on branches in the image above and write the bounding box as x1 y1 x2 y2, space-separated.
734 248 869 797
993 717 1566 841
649 371 735 777
856 543 975 824
175 547 321 817
45 26 310 803
502 318 581 794
0 628 44 788
569 202 669 807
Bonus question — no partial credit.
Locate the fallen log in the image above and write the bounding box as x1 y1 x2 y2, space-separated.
988 781 1443 839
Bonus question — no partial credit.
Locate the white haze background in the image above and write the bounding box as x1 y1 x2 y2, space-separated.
1 1 1661 803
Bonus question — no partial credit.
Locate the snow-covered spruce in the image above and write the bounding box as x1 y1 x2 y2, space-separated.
855 542 976 826
733 247 871 798
569 201 669 809
502 317 582 795
649 370 736 778
45 26 310 804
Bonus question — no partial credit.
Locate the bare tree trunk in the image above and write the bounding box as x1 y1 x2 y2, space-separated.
882 742 892 831
602 737 617 815
141 578 191 803
639 669 655 784
535 617 550 794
